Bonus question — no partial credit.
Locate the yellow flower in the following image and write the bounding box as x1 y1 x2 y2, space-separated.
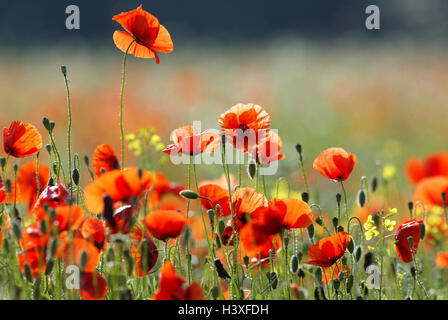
365 226 379 241
382 164 397 181
397 273 404 280
388 208 397 216
125 133 136 141
384 219 396 232
368 246 376 251
364 215 375 230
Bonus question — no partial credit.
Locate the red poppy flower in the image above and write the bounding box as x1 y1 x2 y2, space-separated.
232 187 268 232
198 184 231 216
81 216 106 249
84 168 152 214
406 152 448 184
106 205 134 234
219 103 271 152
313 147 357 182
394 219 423 263
0 177 19 204
322 261 350 284
269 198 313 229
18 248 46 278
307 232 351 268
17 161 50 210
33 205 85 233
18 223 48 278
436 252 448 269
242 234 281 268
79 272 108 300
413 176 448 208
248 131 285 165
163 126 220 156
63 238 101 272
130 225 159 277
32 181 70 211
149 172 183 205
3 120 42 158
112 5 173 63
143 209 186 240
153 261 204 300
93 144 120 176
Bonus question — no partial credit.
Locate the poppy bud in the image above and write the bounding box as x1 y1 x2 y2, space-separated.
80 250 88 271
221 134 226 151
218 220 225 236
83 155 90 166
442 192 447 206
314 285 326 300
243 255 250 267
315 217 323 226
290 255 299 273
348 239 354 253
207 209 215 229
364 251 374 271
5 180 11 194
102 195 115 228
40 220 47 235
42 117 51 132
341 256 348 266
297 251 303 263
49 208 56 221
298 268 306 279
357 189 366 208
355 246 362 262
179 190 199 200
49 121 55 131
270 272 278 289
371 176 378 193
315 267 322 282
407 201 413 214
337 226 344 232
407 236 414 248
72 168 80 186
45 144 52 154
61 65 67 77
0 158 5 170
333 279 340 291
13 164 18 174
12 220 21 241
332 217 339 229
346 274 354 293
48 177 55 187
214 259 231 280
211 286 219 300
301 192 309 203
336 193 342 206
3 238 9 254
372 213 380 227
295 144 303 162
247 160 257 180
124 250 134 277
410 266 417 278
307 224 314 239
420 223 426 240
284 237 289 247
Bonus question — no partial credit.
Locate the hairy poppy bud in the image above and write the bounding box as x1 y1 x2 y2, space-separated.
332 217 339 229
42 117 51 132
243 255 250 267
295 144 303 162
13 164 18 174
207 209 215 229
355 246 362 262
371 176 378 193
315 217 323 226
83 155 90 166
348 239 354 253
314 285 326 300
301 192 309 203
420 223 426 240
336 193 342 206
337 226 344 232
179 190 199 200
315 267 322 282
24 264 33 283
298 268 306 279
364 251 374 271
407 201 413 213
346 274 354 293
214 259 231 280
247 160 257 180
61 65 67 76
45 259 54 276
290 255 299 273
357 189 366 208
307 224 314 239
211 286 219 300
72 168 80 186
333 279 340 291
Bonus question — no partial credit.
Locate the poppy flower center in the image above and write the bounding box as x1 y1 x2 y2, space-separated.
238 124 249 132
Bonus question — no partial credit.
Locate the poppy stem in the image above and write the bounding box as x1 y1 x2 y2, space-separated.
61 66 73 200
119 39 136 170
340 181 349 220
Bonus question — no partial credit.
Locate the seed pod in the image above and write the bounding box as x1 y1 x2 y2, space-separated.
371 176 378 193
247 160 257 180
301 192 309 203
307 224 314 239
348 239 354 253
214 259 231 280
357 189 366 208
179 190 199 200
72 168 80 186
290 255 299 273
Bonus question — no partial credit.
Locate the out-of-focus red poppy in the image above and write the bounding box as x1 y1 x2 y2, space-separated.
163 126 220 156
81 216 106 249
307 232 351 267
112 5 173 63
130 225 159 277
3 120 42 158
63 238 101 272
84 168 152 214
269 198 313 229
33 205 85 233
18 223 48 278
313 147 357 182
435 252 448 269
0 214 11 247
406 152 448 184
149 172 183 205
153 261 204 300
32 182 70 211
200 173 237 191
79 272 108 300
232 187 268 232
143 209 186 240
18 248 46 278
0 177 19 203
17 162 50 210
413 176 448 208
243 234 281 269
93 144 120 176
322 261 350 284
394 219 423 263
219 103 271 152
106 205 134 234
248 131 285 165
198 184 231 216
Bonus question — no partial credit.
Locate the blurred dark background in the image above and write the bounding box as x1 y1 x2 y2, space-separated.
1 0 448 49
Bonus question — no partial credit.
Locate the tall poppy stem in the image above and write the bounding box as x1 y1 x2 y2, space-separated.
119 39 136 170
61 66 73 200
340 181 349 220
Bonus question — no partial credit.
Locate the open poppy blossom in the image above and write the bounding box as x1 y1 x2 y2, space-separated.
247 131 285 165
198 184 231 216
394 219 423 263
81 216 106 250
232 187 268 232
33 205 85 233
435 252 448 269
406 152 448 184
163 126 220 156
63 238 101 272
17 161 50 210
143 209 186 240
307 232 351 268
93 143 120 176
79 272 108 300
112 5 173 63
149 172 183 205
413 176 448 208
269 198 313 229
18 223 48 278
219 103 271 152
84 168 152 214
3 120 42 158
242 234 281 268
153 261 204 300
105 205 134 234
322 261 350 284
130 225 159 277
313 147 357 182
32 181 70 212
